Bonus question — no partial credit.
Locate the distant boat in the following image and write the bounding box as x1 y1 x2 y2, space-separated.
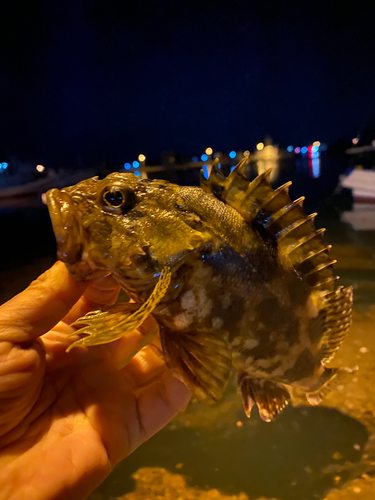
339 168 375 204
0 169 57 200
0 168 98 208
342 203 375 231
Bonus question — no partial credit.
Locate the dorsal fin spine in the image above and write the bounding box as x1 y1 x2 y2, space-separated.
296 245 332 265
277 214 317 241
304 260 337 277
278 220 320 252
264 196 305 230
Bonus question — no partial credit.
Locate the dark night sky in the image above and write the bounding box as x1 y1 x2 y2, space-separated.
1 0 375 167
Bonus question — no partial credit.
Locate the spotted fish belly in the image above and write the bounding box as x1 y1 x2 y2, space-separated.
154 241 326 415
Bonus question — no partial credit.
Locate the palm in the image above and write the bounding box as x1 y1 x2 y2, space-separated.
0 263 190 500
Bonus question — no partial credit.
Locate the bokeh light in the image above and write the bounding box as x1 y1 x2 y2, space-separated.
256 142 264 151
132 161 140 168
229 151 236 159
138 154 146 162
205 147 213 155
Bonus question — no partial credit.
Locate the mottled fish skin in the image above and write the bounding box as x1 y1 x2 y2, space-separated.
46 171 352 419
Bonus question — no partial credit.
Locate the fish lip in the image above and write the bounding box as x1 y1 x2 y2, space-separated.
46 188 83 265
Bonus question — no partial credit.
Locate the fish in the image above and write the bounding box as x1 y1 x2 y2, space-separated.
46 159 353 422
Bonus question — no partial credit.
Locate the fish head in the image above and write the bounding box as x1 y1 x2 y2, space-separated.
46 172 211 282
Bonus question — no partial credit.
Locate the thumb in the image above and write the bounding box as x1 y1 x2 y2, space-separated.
0 261 87 343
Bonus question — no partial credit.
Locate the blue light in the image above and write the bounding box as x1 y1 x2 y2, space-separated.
201 154 208 162
124 162 131 170
0 162 8 170
132 161 140 168
287 146 294 152
301 146 308 154
312 145 319 153
230 166 236 172
311 157 320 178
202 164 209 179
192 156 199 162
229 151 236 159
134 171 141 177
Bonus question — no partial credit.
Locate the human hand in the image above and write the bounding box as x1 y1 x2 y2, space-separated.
0 262 190 500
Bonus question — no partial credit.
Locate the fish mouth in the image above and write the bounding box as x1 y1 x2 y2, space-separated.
46 188 83 266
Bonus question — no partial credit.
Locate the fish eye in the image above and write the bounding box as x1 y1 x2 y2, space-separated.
103 190 123 207
100 185 135 213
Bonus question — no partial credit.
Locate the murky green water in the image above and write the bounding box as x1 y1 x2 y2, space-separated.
89 402 368 500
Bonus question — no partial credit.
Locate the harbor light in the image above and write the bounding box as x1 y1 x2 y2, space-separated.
301 146 308 154
243 150 250 157
205 147 213 155
124 162 131 170
312 141 321 147
138 154 146 162
36 164 45 172
352 138 359 145
202 164 210 179
287 145 294 152
294 147 301 154
256 142 264 151
201 154 208 161
132 161 140 168
0 162 8 170
229 151 236 159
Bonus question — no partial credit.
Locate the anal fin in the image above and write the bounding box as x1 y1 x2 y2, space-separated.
306 366 354 405
238 374 291 422
160 326 232 403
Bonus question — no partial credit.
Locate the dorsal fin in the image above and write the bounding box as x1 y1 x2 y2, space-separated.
201 160 338 291
320 285 353 364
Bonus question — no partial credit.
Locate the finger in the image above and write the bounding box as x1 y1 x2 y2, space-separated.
62 274 121 325
0 261 87 343
105 315 160 371
129 372 191 454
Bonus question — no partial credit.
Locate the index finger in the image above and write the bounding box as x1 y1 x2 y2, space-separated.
0 261 87 343
62 274 121 326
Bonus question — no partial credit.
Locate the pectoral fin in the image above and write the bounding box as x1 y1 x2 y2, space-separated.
66 266 171 352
